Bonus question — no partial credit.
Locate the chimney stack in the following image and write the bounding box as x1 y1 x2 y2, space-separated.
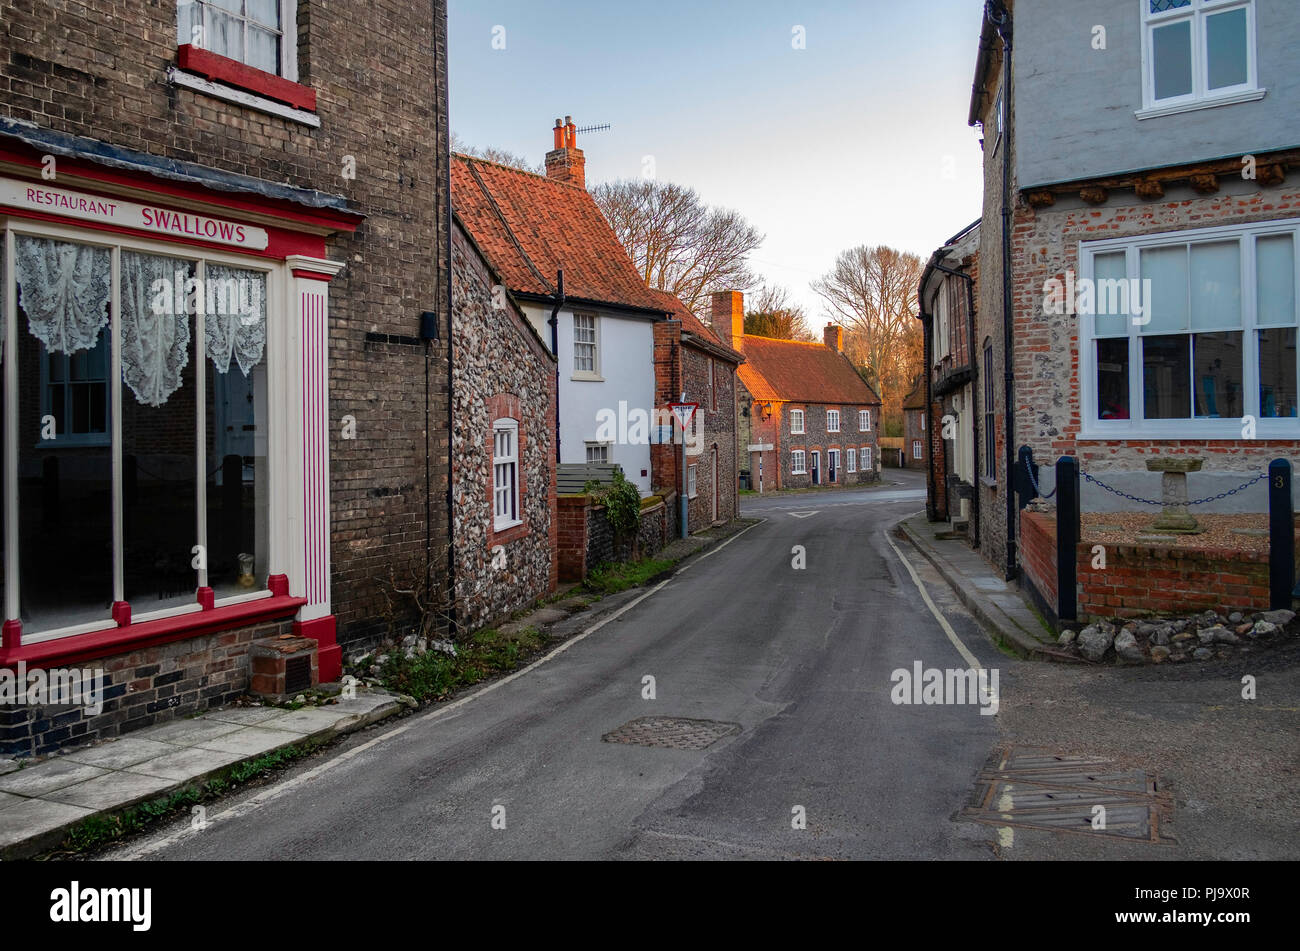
823 323 843 353
711 290 745 352
545 116 585 188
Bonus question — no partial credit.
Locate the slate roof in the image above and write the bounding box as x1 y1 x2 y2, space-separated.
450 153 665 314
737 336 881 406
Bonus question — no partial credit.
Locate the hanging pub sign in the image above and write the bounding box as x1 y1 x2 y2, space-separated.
1 177 270 251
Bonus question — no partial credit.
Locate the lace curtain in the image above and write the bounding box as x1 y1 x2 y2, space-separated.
205 265 266 375
121 251 192 408
14 235 111 357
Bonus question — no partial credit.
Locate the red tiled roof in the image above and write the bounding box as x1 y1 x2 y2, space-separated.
903 378 926 410
737 336 881 406
650 290 743 363
450 154 665 313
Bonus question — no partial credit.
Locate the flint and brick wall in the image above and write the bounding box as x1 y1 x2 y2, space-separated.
779 403 881 489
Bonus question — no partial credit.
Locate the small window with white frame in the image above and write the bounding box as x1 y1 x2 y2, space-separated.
688 464 697 498
178 1 296 78
791 450 806 474
789 408 805 434
1079 218 1299 438
846 447 857 472
826 409 840 432
859 409 871 431
912 440 923 460
920 412 926 431
1140 0 1259 117
572 313 599 378
861 447 873 471
585 442 610 464
493 418 521 531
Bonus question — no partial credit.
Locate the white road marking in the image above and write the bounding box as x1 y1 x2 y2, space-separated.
118 518 766 859
883 521 984 674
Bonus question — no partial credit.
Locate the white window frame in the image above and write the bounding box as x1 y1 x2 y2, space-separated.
571 312 601 381
492 418 521 531
912 440 923 460
688 463 698 499
826 409 840 433
859 409 871 432
1078 217 1300 440
3 219 280 644
846 447 857 473
791 450 806 475
584 441 610 464
180 1 299 81
1138 0 1262 119
789 407 805 434
708 358 716 411
861 447 873 471
920 412 926 431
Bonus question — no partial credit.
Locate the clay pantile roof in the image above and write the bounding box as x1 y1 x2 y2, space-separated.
737 336 881 406
450 153 665 314
649 290 743 363
903 378 927 410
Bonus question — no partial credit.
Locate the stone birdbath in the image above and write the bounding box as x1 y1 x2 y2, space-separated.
1146 457 1203 533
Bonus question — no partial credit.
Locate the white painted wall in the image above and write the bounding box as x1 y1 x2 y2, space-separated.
523 304 656 495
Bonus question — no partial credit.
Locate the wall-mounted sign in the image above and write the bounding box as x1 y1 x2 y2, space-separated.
1 178 270 251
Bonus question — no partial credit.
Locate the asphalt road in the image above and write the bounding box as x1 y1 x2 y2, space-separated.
109 469 1022 860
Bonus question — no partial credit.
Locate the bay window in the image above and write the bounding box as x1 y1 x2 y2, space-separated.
1080 219 1299 438
3 225 272 640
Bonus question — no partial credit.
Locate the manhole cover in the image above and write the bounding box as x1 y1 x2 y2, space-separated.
958 746 1174 843
602 716 740 751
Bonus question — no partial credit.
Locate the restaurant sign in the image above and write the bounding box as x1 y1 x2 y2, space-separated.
1 178 270 251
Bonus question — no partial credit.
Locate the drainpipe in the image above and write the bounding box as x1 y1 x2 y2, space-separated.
436 0 457 638
549 269 564 462
989 0 1017 581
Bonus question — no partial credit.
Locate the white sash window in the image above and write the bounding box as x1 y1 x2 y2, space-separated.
493 419 520 531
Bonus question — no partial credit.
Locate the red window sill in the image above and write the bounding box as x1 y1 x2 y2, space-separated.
0 595 307 670
176 45 317 112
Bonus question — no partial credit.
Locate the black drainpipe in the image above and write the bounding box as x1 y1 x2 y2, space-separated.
989 0 1017 581
439 0 457 637
549 269 564 462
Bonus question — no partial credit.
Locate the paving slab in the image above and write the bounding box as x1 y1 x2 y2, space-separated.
0 759 19 777
264 706 356 734
0 798 92 850
143 718 244 747
195 726 305 757
0 759 109 797
127 745 248 782
44 770 176 811
0 790 25 811
201 706 288 727
60 737 178 769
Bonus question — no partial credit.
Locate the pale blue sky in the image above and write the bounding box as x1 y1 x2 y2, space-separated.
449 0 987 319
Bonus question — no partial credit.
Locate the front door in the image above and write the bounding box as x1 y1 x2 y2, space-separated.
811 451 820 485
828 450 838 484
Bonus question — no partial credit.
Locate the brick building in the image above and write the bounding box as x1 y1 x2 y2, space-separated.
719 291 882 490
650 290 743 531
0 0 452 754
902 377 927 471
966 0 1300 587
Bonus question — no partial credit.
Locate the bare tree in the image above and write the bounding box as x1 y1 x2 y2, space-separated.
744 283 813 341
590 179 764 314
811 245 925 428
451 132 543 174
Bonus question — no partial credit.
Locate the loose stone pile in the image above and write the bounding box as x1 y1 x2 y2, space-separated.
1059 608 1297 665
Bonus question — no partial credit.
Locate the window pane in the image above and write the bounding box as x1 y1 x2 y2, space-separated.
1141 245 1189 334
1150 0 1191 12
15 238 113 632
121 252 197 611
1093 251 1130 336
1097 338 1131 419
1142 334 1191 419
205 7 244 62
1190 241 1241 330
178 0 202 45
1206 7 1249 90
1152 20 1193 100
246 0 281 27
1192 331 1242 418
1257 234 1296 326
1258 328 1297 418
247 27 279 74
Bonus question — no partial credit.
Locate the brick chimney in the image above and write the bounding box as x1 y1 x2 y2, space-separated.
711 290 745 351
545 116 585 187
823 323 843 353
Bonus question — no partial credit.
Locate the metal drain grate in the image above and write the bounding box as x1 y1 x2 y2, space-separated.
602 716 740 751
959 746 1174 843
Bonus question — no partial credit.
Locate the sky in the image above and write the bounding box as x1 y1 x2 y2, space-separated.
448 0 988 322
